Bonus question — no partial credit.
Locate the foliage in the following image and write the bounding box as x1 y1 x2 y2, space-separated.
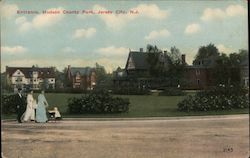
67 90 130 114
159 87 186 96
95 63 113 89
2 94 27 114
165 47 186 86
194 43 220 62
178 86 249 112
213 50 249 85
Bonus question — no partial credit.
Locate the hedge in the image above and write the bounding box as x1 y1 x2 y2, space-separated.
2 94 27 114
67 90 130 114
178 86 249 112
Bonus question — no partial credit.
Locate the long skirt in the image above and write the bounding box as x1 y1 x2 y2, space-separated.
36 104 48 123
23 107 35 121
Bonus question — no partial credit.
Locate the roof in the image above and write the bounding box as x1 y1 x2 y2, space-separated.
70 67 95 76
6 66 56 78
125 51 153 70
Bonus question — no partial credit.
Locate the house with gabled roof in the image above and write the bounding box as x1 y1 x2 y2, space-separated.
6 66 56 91
66 65 96 90
113 48 170 89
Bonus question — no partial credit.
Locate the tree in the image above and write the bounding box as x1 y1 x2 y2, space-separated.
146 44 162 53
95 63 112 89
213 50 248 86
166 47 186 86
193 43 219 64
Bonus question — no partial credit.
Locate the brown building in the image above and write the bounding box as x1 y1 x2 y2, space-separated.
66 65 96 90
183 66 213 90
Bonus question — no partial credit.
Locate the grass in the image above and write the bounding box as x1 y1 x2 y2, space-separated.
2 92 248 119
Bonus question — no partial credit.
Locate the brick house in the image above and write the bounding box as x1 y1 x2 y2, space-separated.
66 65 96 90
6 66 56 92
183 56 217 89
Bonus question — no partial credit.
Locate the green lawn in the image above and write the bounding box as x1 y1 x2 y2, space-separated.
2 92 248 119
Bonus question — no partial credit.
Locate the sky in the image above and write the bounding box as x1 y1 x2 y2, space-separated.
1 0 248 72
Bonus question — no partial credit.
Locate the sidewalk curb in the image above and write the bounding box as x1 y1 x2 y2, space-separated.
2 114 248 122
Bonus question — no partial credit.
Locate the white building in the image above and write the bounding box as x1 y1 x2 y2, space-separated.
6 66 56 92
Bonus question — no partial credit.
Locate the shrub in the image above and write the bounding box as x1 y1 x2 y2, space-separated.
67 90 130 114
2 94 27 114
159 87 186 96
177 86 249 112
112 87 150 95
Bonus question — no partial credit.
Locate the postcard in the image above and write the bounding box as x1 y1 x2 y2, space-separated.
1 0 249 158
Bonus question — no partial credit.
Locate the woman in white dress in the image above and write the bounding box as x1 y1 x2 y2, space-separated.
23 90 36 122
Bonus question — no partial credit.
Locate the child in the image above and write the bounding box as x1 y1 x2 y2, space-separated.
48 107 62 120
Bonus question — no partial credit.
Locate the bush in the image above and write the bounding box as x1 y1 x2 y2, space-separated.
112 87 150 95
159 87 186 96
178 86 249 112
67 90 130 114
2 94 27 114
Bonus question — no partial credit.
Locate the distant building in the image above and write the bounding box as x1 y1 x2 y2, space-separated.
6 66 56 92
66 65 96 90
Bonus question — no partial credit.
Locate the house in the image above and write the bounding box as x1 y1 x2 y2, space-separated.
66 65 96 90
183 66 213 90
113 48 170 89
183 56 217 89
6 66 56 92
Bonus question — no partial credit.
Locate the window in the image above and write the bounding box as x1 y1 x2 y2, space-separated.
197 79 200 85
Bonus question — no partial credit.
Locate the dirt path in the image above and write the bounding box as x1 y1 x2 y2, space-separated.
2 115 249 158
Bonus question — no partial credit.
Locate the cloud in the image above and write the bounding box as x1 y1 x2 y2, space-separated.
184 23 201 35
1 46 28 55
32 7 65 28
15 7 65 32
226 4 247 17
201 4 247 22
145 29 170 40
73 28 96 39
216 44 234 54
1 4 18 18
131 4 169 19
96 46 129 58
92 4 168 30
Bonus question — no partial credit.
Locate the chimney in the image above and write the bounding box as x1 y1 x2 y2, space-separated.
181 54 186 64
139 48 143 52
